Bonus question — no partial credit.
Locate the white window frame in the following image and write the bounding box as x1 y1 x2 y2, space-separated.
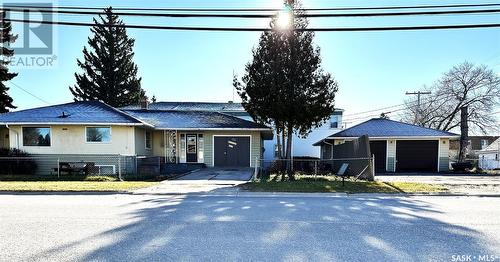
22 126 52 147
95 165 116 175
85 126 112 144
145 131 152 150
329 115 339 129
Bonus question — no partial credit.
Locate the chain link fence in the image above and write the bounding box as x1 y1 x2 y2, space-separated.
0 155 139 180
255 157 375 181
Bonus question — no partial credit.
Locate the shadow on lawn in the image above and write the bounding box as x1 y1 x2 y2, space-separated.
29 194 498 261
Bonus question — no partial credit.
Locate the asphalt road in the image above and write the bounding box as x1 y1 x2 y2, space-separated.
1 194 499 262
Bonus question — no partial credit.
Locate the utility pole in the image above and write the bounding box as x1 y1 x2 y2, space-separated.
459 106 469 162
405 91 431 125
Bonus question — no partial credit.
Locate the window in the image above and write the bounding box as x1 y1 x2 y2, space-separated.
23 127 51 146
86 127 111 143
330 115 339 129
187 135 197 154
145 131 152 149
480 139 489 150
198 134 204 163
180 134 186 163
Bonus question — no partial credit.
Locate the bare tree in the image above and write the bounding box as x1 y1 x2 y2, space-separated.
401 62 500 134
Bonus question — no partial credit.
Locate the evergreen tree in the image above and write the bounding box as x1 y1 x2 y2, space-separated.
234 1 338 179
0 11 17 113
70 7 145 107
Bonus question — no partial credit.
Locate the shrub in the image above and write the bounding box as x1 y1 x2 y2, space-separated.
0 148 38 175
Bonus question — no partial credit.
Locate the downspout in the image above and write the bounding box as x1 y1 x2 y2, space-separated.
5 124 19 149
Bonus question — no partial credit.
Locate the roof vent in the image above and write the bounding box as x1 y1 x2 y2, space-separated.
58 111 70 118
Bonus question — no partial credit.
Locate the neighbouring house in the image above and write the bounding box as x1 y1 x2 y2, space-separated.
123 101 344 160
313 118 459 173
449 136 500 160
478 138 500 170
0 101 273 174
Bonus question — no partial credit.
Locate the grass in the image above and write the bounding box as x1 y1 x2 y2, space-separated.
0 181 158 192
241 175 445 194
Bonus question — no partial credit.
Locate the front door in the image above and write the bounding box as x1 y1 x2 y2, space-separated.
186 134 198 163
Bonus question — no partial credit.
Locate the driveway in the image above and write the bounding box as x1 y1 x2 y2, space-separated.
1 194 499 261
376 174 500 194
135 167 253 194
176 167 253 182
376 174 500 185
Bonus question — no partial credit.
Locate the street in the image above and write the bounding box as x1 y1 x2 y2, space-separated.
1 194 499 262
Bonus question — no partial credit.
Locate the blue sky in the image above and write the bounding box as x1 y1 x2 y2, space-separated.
5 0 500 126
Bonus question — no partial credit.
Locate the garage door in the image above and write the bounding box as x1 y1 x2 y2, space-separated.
369 141 387 173
214 136 251 167
396 140 438 172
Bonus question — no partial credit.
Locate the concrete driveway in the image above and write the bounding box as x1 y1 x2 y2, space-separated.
135 168 253 194
376 174 500 194
176 167 253 182
376 174 500 185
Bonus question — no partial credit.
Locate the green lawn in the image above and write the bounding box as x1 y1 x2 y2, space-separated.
241 175 445 194
0 181 158 192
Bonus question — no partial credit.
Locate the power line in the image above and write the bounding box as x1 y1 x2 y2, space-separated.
8 81 51 105
4 18 500 31
4 3 500 12
2 7 500 18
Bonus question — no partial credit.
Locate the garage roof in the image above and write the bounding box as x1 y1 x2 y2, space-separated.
314 118 458 145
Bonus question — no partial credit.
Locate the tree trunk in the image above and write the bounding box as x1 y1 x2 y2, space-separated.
286 126 294 180
459 106 469 162
275 125 282 159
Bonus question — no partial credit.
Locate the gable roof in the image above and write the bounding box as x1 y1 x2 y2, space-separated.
321 118 458 140
0 101 146 126
123 109 272 130
479 138 500 153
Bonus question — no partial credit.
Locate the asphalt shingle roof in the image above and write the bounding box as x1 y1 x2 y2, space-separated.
0 101 144 125
121 102 245 112
328 118 458 138
123 109 271 130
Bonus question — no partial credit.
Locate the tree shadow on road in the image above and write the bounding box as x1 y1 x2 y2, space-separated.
29 194 499 261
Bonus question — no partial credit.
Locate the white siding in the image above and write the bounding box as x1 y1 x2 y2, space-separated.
438 138 450 172
386 139 396 172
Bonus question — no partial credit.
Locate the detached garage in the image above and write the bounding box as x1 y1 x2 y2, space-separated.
314 118 459 173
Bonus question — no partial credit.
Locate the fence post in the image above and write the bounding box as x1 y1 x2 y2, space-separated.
372 154 375 177
118 155 122 181
57 158 60 179
253 157 259 181
314 160 317 178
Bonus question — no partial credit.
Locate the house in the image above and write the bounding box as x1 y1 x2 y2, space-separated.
123 101 344 160
0 101 273 174
313 118 459 173
478 138 500 170
449 136 499 160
